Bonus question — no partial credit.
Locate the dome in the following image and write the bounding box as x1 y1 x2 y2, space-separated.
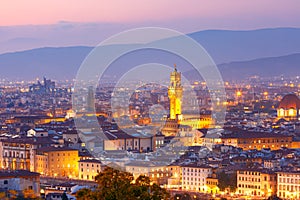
278 94 300 109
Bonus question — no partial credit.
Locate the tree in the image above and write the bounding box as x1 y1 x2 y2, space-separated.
76 167 170 200
131 175 170 200
0 192 7 200
14 189 43 200
217 171 237 192
94 166 134 200
76 188 96 200
62 192 68 200
8 190 18 199
135 174 150 186
267 195 283 200
131 175 151 200
22 189 36 199
150 183 170 200
172 193 192 200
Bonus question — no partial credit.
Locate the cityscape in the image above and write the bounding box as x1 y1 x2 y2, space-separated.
0 1 300 200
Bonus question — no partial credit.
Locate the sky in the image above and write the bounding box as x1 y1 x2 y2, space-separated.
0 0 299 53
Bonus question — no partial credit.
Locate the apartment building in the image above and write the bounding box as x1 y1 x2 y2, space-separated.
277 171 300 200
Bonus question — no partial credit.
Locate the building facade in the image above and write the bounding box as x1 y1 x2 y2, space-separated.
221 132 293 150
168 65 183 121
125 160 171 185
181 164 212 192
277 94 300 121
237 169 277 198
277 171 300 200
0 170 40 197
103 130 154 152
35 146 79 178
79 159 103 181
0 137 54 171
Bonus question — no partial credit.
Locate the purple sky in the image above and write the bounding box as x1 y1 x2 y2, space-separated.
1 0 300 27
0 0 299 53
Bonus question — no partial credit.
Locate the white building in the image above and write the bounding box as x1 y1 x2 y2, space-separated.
237 169 277 197
104 130 154 152
181 163 212 192
125 160 171 185
27 128 48 137
277 171 300 200
79 159 103 181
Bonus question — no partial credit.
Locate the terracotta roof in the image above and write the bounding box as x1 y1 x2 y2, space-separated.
237 168 276 174
63 130 78 135
79 159 102 164
181 163 211 168
0 170 40 178
279 94 300 109
104 130 152 140
221 132 291 139
276 171 300 174
1 136 55 145
37 146 77 152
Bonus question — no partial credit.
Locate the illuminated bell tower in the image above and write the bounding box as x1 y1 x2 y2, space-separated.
168 64 183 121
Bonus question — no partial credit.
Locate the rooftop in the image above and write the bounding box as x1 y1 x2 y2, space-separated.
221 131 291 139
79 158 102 164
181 163 212 169
279 93 300 109
37 146 78 153
0 170 40 178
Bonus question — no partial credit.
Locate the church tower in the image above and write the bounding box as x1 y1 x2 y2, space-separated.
168 64 183 121
87 86 95 112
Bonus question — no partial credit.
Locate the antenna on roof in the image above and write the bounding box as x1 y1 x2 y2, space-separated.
174 64 177 72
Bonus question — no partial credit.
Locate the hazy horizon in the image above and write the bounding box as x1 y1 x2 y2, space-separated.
1 0 299 53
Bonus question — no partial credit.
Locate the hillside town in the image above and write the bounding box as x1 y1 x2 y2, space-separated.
0 67 299 200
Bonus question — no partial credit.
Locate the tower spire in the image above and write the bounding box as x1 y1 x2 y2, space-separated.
168 64 182 121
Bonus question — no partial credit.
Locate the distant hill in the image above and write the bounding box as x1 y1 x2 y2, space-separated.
218 53 300 80
188 27 300 64
0 46 93 80
0 28 300 80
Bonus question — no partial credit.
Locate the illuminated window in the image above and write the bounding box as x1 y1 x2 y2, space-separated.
289 108 295 116
279 108 284 117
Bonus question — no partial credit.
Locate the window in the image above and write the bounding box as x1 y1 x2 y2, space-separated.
4 180 8 184
289 108 295 116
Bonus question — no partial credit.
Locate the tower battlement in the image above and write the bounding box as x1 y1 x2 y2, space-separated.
168 65 183 121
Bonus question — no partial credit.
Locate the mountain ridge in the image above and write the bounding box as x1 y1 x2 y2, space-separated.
0 27 299 80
